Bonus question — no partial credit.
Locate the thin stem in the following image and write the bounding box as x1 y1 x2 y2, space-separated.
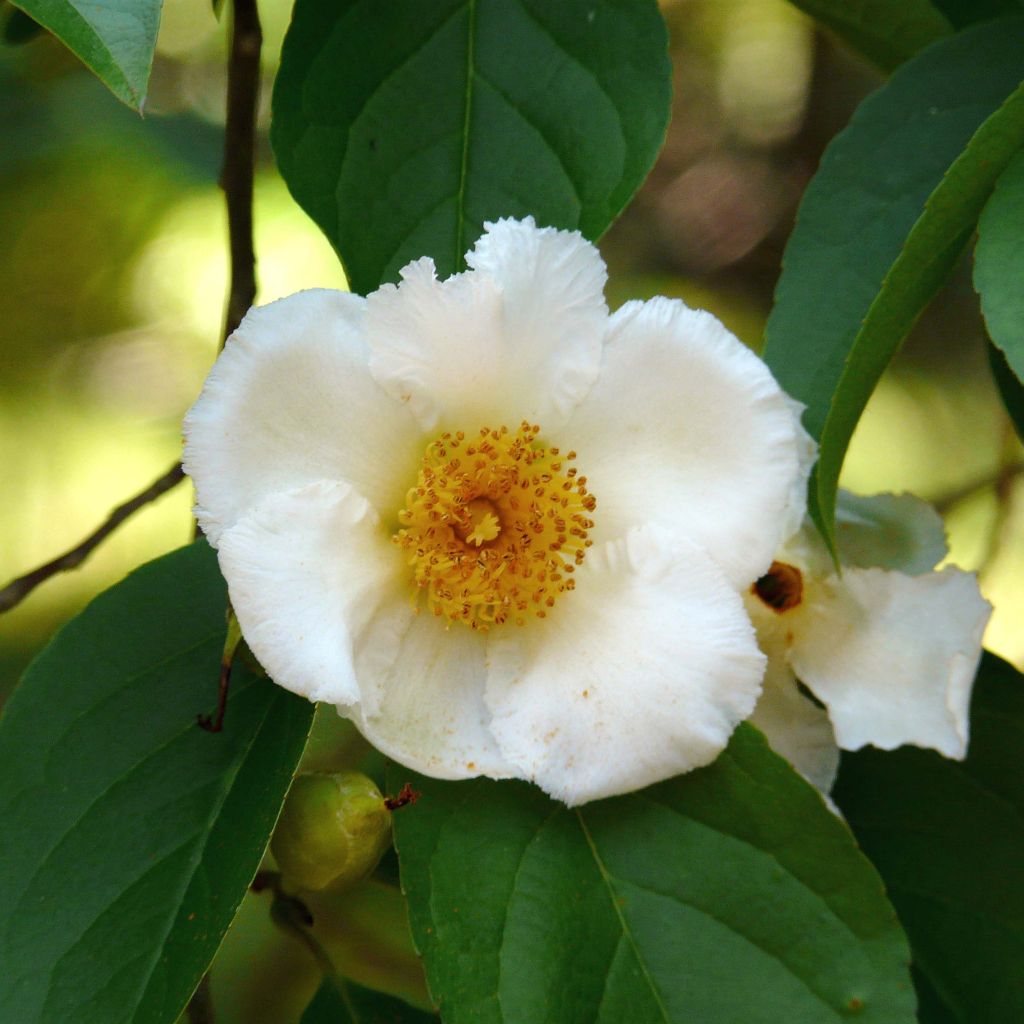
253 872 356 1011
186 973 216 1024
197 606 243 732
0 462 185 613
932 461 1024 515
976 427 1022 575
220 0 261 344
2 0 264 614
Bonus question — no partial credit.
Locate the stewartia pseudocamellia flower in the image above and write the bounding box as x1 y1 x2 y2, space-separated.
184 217 805 805
747 490 991 793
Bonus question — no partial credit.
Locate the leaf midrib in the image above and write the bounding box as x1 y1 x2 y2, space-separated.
19 683 270 1022
580 798 860 1022
574 810 673 1024
12 0 137 104
454 0 477 269
126 691 279 1022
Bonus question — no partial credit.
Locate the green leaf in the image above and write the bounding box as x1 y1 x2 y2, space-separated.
300 978 438 1023
975 147 1024 385
0 542 314 1024
784 0 952 72
10 0 162 109
988 342 1024 441
271 0 671 295
833 652 1024 1022
390 726 915 1024
763 17 1024 553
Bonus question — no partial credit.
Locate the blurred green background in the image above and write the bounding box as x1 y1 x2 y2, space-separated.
1 1 1021 1018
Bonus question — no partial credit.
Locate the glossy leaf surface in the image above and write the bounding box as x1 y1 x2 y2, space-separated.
834 653 1024 1023
975 148 1024 386
0 542 314 1024
763 17 1024 549
391 727 916 1024
10 0 162 109
272 0 671 294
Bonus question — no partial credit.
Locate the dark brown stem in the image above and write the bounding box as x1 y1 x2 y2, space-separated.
197 657 233 733
186 973 216 1024
190 37 270 1024
1 0 264 614
250 869 281 894
0 462 185 614
251 871 315 927
193 0 263 724
220 0 261 345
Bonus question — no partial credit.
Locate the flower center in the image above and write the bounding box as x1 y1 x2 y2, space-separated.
393 422 596 630
752 560 804 612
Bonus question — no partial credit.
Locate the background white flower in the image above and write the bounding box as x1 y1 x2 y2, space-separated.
184 217 804 806
746 490 992 793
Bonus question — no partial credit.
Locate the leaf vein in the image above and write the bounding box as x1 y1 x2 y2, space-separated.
473 70 582 208
574 809 672 1024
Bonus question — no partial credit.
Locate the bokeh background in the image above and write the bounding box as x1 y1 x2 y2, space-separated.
1 0 1022 1018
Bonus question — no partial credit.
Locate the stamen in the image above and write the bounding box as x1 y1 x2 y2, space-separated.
752 561 803 612
393 422 596 631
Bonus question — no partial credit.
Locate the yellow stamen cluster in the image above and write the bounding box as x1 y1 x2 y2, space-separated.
393 422 596 630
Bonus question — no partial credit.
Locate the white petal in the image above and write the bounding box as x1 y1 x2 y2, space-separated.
835 490 948 574
564 297 802 587
778 397 817 542
789 567 991 759
348 607 514 780
217 479 404 706
746 618 839 794
485 525 766 806
184 289 423 545
367 218 605 433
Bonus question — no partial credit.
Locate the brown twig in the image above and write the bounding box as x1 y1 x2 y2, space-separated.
198 607 242 732
251 870 315 927
220 0 261 345
0 462 185 614
193 0 264 730
1 0 264 615
186 973 216 1024
197 658 233 734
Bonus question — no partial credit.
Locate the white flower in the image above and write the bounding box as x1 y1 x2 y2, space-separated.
746 490 992 793
183 217 804 806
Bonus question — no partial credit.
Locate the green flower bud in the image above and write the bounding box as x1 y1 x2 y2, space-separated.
271 771 391 893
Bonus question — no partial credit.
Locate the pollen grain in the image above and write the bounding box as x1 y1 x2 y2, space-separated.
393 422 596 631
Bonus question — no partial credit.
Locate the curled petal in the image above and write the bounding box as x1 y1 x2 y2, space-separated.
367 218 605 433
217 479 405 706
220 481 515 778
778 397 817 543
564 297 802 587
485 526 766 806
349 607 514 780
790 567 991 759
835 490 948 574
747 625 839 794
184 289 422 545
